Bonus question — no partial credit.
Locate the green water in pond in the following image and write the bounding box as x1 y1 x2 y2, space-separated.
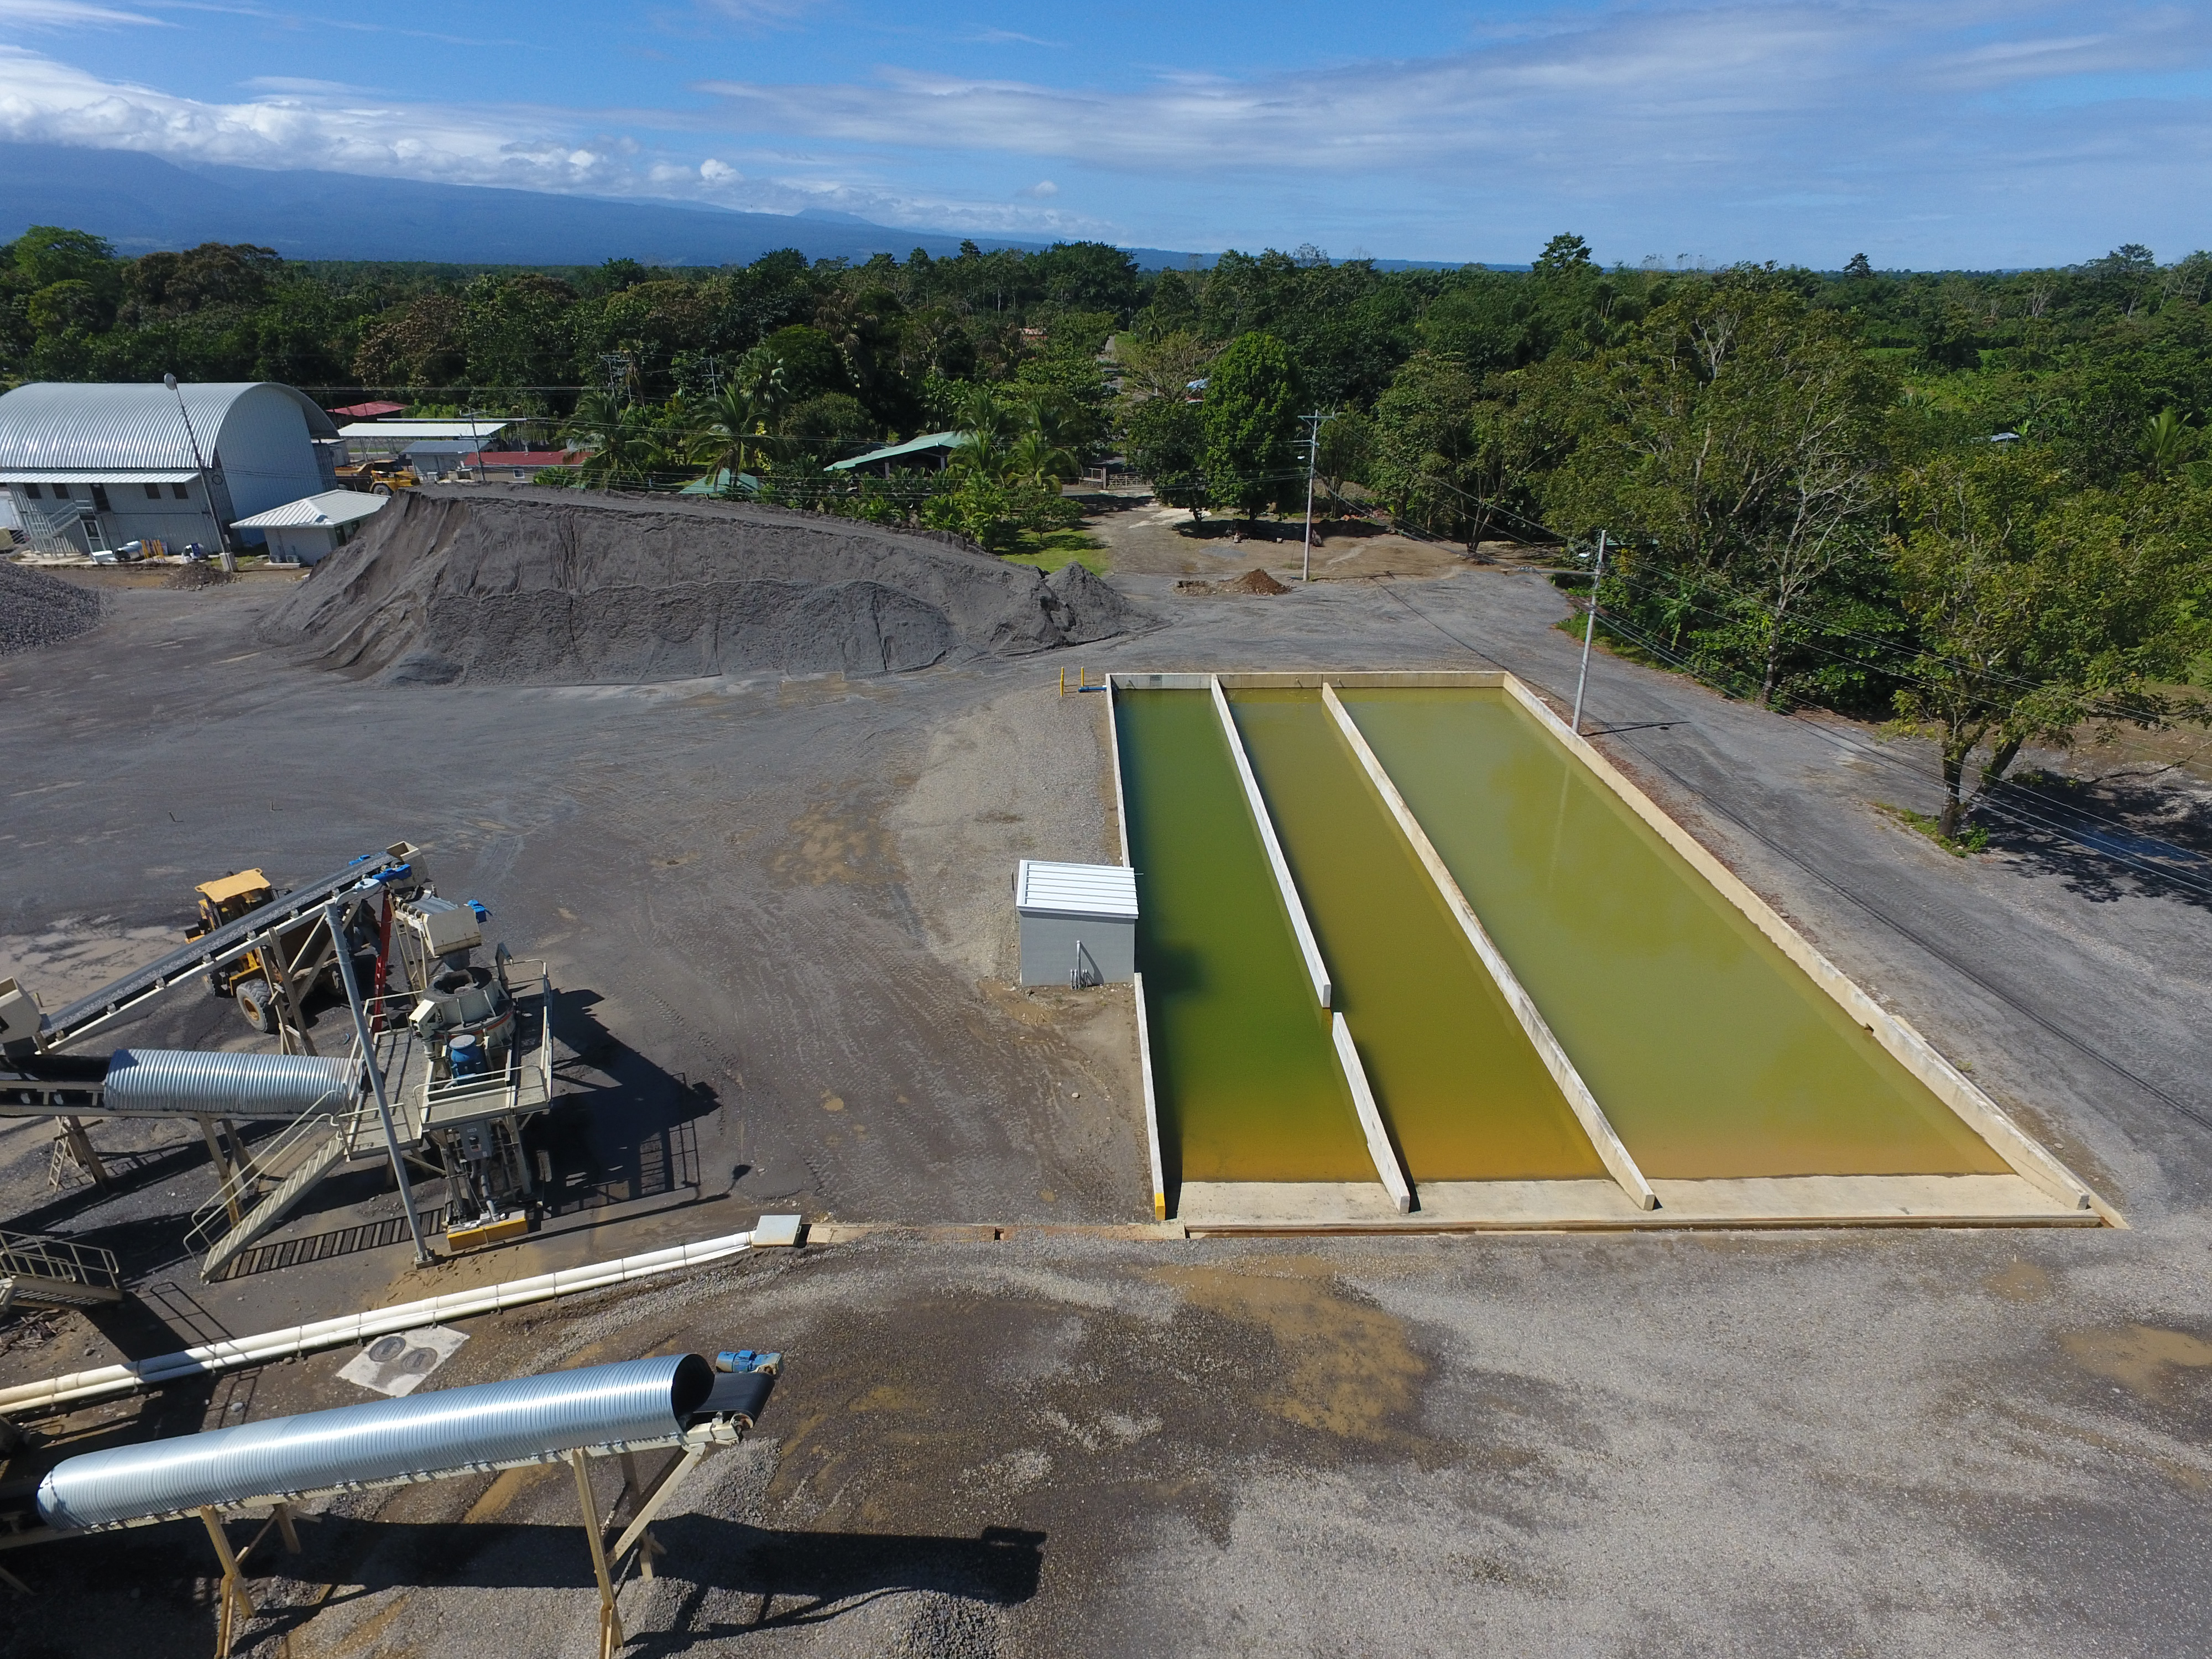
1228 690 1606 1181
1115 688 1370 1183
1338 687 2008 1178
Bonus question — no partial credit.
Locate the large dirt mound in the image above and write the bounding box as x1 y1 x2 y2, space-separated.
0 562 105 654
264 485 1154 685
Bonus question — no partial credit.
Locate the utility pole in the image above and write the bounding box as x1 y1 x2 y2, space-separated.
165 373 225 560
1299 411 1328 583
1570 529 1607 736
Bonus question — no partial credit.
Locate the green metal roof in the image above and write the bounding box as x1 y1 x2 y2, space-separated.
677 469 761 496
825 430 969 472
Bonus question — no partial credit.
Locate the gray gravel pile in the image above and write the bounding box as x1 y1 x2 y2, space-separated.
264 484 1154 686
162 561 235 590
1046 558 1152 641
0 561 105 654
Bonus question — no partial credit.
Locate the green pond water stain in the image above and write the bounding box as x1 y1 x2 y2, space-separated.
1228 690 1606 1182
1115 688 1370 1183
1338 687 2008 1179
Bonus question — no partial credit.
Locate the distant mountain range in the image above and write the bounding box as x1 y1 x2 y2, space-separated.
0 143 1474 273
0 143 1185 269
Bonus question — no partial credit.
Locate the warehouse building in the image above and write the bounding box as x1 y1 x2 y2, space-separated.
0 381 342 555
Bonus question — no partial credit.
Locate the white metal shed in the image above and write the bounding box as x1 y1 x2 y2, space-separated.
1015 860 1138 988
229 488 387 565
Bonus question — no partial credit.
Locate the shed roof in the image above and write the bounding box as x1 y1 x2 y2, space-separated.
0 382 339 476
328 401 408 418
230 489 389 530
1015 859 1139 920
338 420 513 441
826 430 969 472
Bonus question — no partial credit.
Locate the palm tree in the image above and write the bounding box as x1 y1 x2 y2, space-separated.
955 385 1022 451
567 393 664 489
1005 430 1078 487
2142 408 2193 481
690 384 778 484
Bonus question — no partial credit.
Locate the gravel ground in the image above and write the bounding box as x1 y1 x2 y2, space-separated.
0 555 2207 1657
0 561 103 654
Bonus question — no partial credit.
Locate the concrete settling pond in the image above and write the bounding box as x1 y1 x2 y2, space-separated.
1111 674 2110 1231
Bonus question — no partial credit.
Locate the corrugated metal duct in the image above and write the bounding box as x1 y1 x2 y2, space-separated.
100 1049 359 1120
38 1353 717 1531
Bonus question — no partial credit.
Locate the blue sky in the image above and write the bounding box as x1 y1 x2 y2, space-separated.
1 1 2208 267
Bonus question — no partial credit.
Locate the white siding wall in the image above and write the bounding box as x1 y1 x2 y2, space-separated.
6 480 221 554
210 385 328 543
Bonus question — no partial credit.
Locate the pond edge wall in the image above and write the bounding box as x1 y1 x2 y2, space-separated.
1107 682 1166 1220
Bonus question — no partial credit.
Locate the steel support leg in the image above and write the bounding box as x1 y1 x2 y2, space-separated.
568 1449 623 1658
199 1507 254 1658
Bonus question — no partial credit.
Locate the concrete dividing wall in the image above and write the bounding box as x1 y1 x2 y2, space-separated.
1320 683 1655 1211
1209 676 1331 1008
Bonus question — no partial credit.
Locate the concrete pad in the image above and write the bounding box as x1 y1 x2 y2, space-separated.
1177 1181 1401 1228
1178 1174 2100 1232
1646 1173 2098 1225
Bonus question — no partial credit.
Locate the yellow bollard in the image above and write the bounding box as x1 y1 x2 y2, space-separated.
1058 668 1065 697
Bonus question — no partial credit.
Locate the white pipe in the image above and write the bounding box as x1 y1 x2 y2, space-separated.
0 1229 757 1419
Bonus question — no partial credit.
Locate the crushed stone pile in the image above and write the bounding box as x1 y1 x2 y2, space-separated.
1222 568 1291 595
1044 559 1151 641
0 562 105 654
163 562 235 590
264 485 1155 686
1178 568 1292 597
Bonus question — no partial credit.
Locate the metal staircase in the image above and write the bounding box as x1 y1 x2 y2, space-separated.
0 1230 123 1313
189 1093 378 1281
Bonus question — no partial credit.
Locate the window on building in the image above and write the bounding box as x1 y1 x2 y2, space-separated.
173 482 191 499
91 483 112 513
145 482 162 499
20 483 39 499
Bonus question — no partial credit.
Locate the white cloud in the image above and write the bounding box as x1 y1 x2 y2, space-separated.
0 42 1120 239
692 2 2211 180
0 0 161 24
1020 179 1058 197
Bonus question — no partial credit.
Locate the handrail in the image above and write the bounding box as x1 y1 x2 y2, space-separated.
0 1229 122 1295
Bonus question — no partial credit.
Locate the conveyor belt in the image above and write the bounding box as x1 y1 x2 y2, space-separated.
39 843 413 1052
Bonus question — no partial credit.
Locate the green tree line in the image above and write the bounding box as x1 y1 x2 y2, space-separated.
6 223 2209 833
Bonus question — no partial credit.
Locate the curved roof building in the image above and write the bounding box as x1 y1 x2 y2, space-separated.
0 381 341 554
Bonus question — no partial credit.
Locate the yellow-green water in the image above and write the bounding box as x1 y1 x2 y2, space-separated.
1115 688 1370 1183
1338 687 2008 1178
1228 690 1606 1181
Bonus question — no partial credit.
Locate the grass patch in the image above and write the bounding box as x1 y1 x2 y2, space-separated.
1875 802 1989 856
1552 611 1676 674
1001 529 1108 575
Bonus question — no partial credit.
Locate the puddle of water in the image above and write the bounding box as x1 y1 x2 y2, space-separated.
1115 689 1369 1182
1228 690 1605 1181
1339 687 2008 1178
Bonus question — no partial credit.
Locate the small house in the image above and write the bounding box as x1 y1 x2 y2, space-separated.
229 489 387 565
